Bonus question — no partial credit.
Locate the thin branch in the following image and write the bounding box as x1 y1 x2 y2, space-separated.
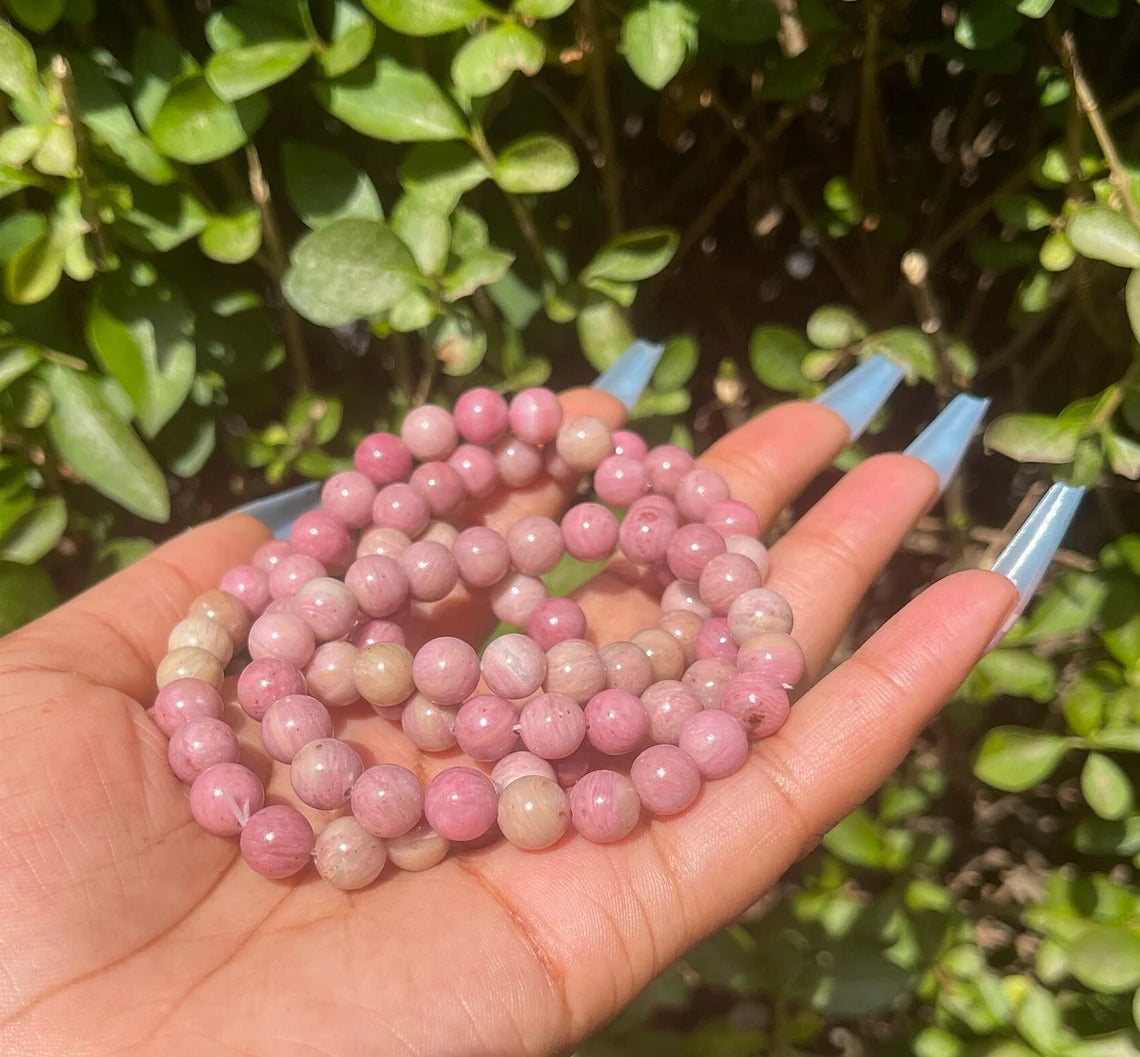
774 0 807 57
781 176 868 308
579 0 623 235
853 0 884 207
926 167 1029 263
978 272 1074 379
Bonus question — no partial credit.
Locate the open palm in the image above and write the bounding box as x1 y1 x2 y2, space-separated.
0 390 1016 1057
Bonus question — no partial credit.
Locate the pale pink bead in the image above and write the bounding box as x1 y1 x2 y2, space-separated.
594 454 648 507
292 576 359 642
291 738 363 810
519 692 587 759
355 642 415 707
262 598 295 617
373 483 431 538
491 751 557 793
424 766 498 842
570 770 640 843
600 641 654 696
454 386 509 444
252 539 292 572
585 688 650 755
345 555 410 617
508 387 562 445
675 468 730 523
356 525 411 560
453 526 510 588
644 445 694 495
448 444 499 498
402 405 459 461
666 523 727 582
248 611 316 668
631 744 701 816
157 646 224 691
555 415 612 471
261 694 334 763
736 631 806 690
269 554 327 600
705 499 760 540
494 436 543 487
611 429 648 460
321 470 377 529
659 609 703 665
660 580 711 619
498 775 570 850
153 678 223 736
386 821 450 871
641 680 703 744
619 501 677 566
727 587 794 644
315 815 387 889
631 627 686 682
526 597 587 650
679 709 749 780
725 535 771 581
420 520 459 547
694 616 739 662
351 763 424 838
722 673 791 740
348 618 406 648
219 564 270 616
682 657 736 709
481 633 547 698
544 639 605 704
400 540 459 602
413 636 480 706
490 572 546 625
237 658 306 720
507 515 563 577
409 461 465 517
699 553 765 616
355 431 412 484
400 693 458 751
561 502 619 562
190 762 264 837
634 492 679 520
290 510 351 566
454 694 520 761
551 743 595 787
544 446 576 483
167 716 239 783
240 805 314 879
305 641 361 708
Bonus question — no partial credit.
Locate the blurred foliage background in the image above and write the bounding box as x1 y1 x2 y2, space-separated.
2 0 1140 1052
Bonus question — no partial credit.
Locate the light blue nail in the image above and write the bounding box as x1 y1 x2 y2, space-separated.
591 339 666 411
813 355 906 439
230 480 322 539
904 393 991 493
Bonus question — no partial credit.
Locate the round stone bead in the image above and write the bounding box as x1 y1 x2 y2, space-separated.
544 447 575 483
315 816 387 890
491 751 557 793
356 526 412 561
261 694 334 763
526 597 587 651
291 738 363 810
402 404 459 461
631 744 702 816
305 641 361 709
413 636 480 706
682 658 737 709
400 693 458 751
481 633 547 699
641 680 703 745
424 766 498 842
409 461 465 518
252 539 292 573
544 639 605 704
498 776 571 850
386 821 450 872
721 673 791 740
354 642 415 708
190 763 264 837
561 502 619 563
349 619 406 649
594 454 648 507
453 526 511 588
509 387 562 445
570 770 641 843
373 483 431 539
321 470 377 529
551 743 596 788
188 590 252 644
494 436 544 487
153 677 224 735
168 615 234 666
354 431 413 485
725 535 771 581
490 572 546 625
599 641 654 696
247 611 316 668
351 764 424 839
157 647 224 691
448 444 499 499
630 628 685 682
698 553 766 616
694 616 739 663
619 500 677 566
611 429 648 460
290 510 351 567
519 692 587 760
727 587 794 644
167 717 240 783
644 445 694 496
556 415 612 471
454 694 520 761
675 469 731 523
666 523 727 583
399 540 459 602
454 387 509 444
705 499 761 540
422 521 460 549
219 564 270 617
661 579 712 619
345 555 410 618
736 631 806 690
679 709 749 780
507 516 564 577
585 688 650 755
237 657 306 720
292 577 359 642
658 609 703 665
240 805 315 879
268 554 327 600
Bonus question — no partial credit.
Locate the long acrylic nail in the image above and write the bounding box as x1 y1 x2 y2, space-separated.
904 393 991 493
230 481 322 540
813 354 906 440
591 338 666 411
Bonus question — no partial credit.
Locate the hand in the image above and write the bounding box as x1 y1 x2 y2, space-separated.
0 389 1016 1057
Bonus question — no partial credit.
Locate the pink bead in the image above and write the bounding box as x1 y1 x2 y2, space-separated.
694 616 739 662
453 526 510 588
491 751 557 793
261 694 334 763
728 587 794 643
631 744 701 816
373 483 431 538
345 555 410 618
402 404 458 461
386 821 449 871
321 471 377 529
292 576 359 642
551 743 596 788
725 535 771 581
351 764 424 838
424 766 498 842
644 445 694 495
248 611 316 668
699 553 765 616
400 693 458 751
305 641 361 708
409 461 465 518
240 805 314 879
454 387 509 444
585 688 650 755
641 680 704 745
455 694 520 761
544 638 605 704
681 658 736 709
600 641 654 696
481 633 547 699
236 658 306 721
189 762 264 837
594 454 648 507
153 678 224 736
167 717 239 783
420 520 459 547
659 610 702 666
269 554 327 600
544 446 576 483
722 673 791 740
675 468 730 523
494 436 544 487
736 631 806 690
490 572 546 625
350 619 405 650
561 502 619 563
660 579 711 619
291 737 363 810
619 500 677 566
356 525 411 560
666 523 727 582
507 515 564 577
519 692 587 759
555 415 612 471
355 431 412 485
679 710 749 780
508 387 562 445
611 429 648 460
569 770 640 843
289 510 351 567
526 597 587 650
400 540 459 602
252 539 292 572
448 444 499 498
218 564 270 616
315 815 387 889
704 499 760 540
413 636 480 706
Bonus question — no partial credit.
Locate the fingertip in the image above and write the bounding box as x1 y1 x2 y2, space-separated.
559 387 626 429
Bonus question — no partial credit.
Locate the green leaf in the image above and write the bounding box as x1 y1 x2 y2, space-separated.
1068 924 1140 993
0 343 39 391
32 124 76 177
399 142 488 209
955 0 1022 50
621 0 697 90
493 134 578 193
1019 570 1107 645
822 807 886 868
206 39 313 101
996 194 1055 231
0 21 40 105
0 211 46 264
452 24 545 98
581 227 679 283
43 364 169 522
315 0 375 78
806 305 868 349
0 560 56 635
985 413 1083 463
316 57 466 141
0 125 42 167
281 140 382 229
364 0 488 35
442 246 514 300
1082 753 1134 820
513 0 575 16
391 195 451 275
388 289 437 332
7 0 65 32
4 235 63 305
119 183 210 253
1068 206 1140 268
973 649 1057 702
450 207 488 256
749 324 809 392
283 217 423 327
131 30 199 133
198 201 262 263
914 1027 963 1057
430 311 488 376
1063 677 1105 737
1017 0 1054 14
0 496 65 563
1040 230 1077 271
150 75 268 164
974 727 1072 792
1013 981 1065 1053
653 334 698 391
867 328 936 383
577 297 634 372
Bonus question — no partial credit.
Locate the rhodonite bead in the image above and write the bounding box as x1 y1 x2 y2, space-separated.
544 639 605 704
413 636 480 706
219 564 270 616
585 688 650 755
261 694 334 763
694 616 738 662
599 641 654 696
509 387 562 445
305 641 361 708
386 821 449 872
190 763 264 837
644 445 694 495
619 501 677 566
454 386 509 444
551 743 596 788
315 816 387 889
704 499 761 540
269 554 327 600
675 469 730 523
490 572 546 625
421 521 459 548
519 692 587 759
453 526 510 588
526 597 587 651
167 615 234 666
561 502 619 563
424 767 498 842
498 776 570 850
454 694 520 760
293 577 359 642
630 744 701 816
167 717 240 782
725 535 771 580
400 693 458 751
321 471 377 529
727 587 794 643
354 642 415 708
291 738 363 810
400 540 459 602
354 431 413 485
721 673 791 740
491 751 557 793
494 436 544 487
507 516 564 577
630 628 685 682
351 764 424 838
660 579 712 619
345 555 410 618
658 609 702 665
237 657 306 720
188 590 251 644
248 611 316 668
736 631 805 690
157 647 224 691
544 446 576 483
252 539 292 572
556 415 612 471
153 677 224 735
611 429 648 460
356 526 411 560
569 770 640 843
594 454 648 507
409 461 465 518
240 805 314 879
679 709 749 780
447 444 499 498
373 483 431 538
641 680 703 745
481 633 547 699
682 657 736 709
290 510 351 567
699 553 765 616
402 404 458 461
348 618 406 648
666 523 726 582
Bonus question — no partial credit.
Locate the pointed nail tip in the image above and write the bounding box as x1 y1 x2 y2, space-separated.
903 392 992 490
230 481 322 539
813 355 906 439
591 339 667 410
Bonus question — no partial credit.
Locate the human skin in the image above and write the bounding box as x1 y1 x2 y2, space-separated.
0 389 1016 1057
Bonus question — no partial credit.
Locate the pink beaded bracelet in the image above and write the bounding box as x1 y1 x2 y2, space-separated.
153 386 803 889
